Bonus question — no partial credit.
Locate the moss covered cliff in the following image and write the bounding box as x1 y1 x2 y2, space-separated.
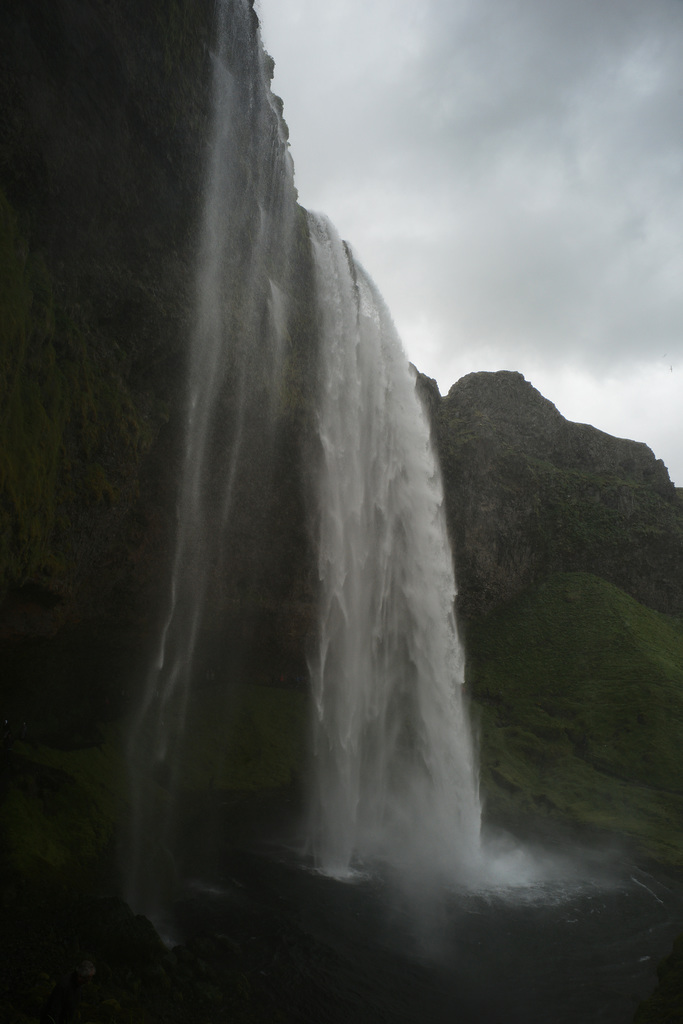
467 571 683 864
0 0 319 692
0 187 155 605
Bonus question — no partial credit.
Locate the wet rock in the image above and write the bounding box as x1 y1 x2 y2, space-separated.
171 944 196 965
192 979 223 1004
161 950 178 971
96 996 122 1021
77 897 166 966
140 962 170 989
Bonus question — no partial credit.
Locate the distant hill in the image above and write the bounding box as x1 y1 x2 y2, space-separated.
425 368 683 622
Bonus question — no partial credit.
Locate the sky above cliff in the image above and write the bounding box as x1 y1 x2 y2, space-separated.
256 0 683 485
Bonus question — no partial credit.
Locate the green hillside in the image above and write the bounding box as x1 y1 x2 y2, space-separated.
467 571 683 864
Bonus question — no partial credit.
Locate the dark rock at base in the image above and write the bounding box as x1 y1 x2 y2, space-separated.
76 896 166 966
634 932 683 1023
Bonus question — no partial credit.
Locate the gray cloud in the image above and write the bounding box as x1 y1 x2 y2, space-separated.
257 0 683 482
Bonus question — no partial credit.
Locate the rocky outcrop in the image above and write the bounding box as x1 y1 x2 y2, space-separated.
433 370 683 620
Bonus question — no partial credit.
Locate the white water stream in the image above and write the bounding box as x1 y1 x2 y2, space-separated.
306 213 482 882
125 0 294 914
124 0 550 914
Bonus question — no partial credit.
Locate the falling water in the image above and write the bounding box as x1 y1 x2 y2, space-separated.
125 0 295 916
306 214 482 882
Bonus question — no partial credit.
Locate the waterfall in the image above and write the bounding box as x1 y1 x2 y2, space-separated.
306 213 481 883
125 0 295 916
124 0 481 914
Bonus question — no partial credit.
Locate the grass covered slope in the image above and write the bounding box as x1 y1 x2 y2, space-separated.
467 571 683 864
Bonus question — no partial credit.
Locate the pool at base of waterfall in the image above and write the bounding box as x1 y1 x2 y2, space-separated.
167 833 683 1024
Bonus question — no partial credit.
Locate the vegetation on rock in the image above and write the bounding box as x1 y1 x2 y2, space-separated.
1 685 306 888
0 679 308 1023
0 189 154 603
467 571 683 864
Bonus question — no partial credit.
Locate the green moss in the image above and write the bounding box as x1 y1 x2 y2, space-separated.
155 0 210 77
0 681 305 888
155 684 307 794
0 724 130 883
84 463 118 505
0 195 63 581
0 188 154 595
467 572 683 863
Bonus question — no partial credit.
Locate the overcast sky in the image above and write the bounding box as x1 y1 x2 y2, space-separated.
256 0 682 485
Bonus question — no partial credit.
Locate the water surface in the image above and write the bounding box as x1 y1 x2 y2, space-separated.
171 832 682 1023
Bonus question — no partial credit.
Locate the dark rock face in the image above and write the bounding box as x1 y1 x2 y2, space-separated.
447 371 673 493
434 370 683 620
77 896 166 966
1 0 214 379
0 0 216 630
0 0 318 726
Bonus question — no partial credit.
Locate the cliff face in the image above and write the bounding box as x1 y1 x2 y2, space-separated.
0 0 214 626
431 370 683 622
0 0 319 662
0 0 324 759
